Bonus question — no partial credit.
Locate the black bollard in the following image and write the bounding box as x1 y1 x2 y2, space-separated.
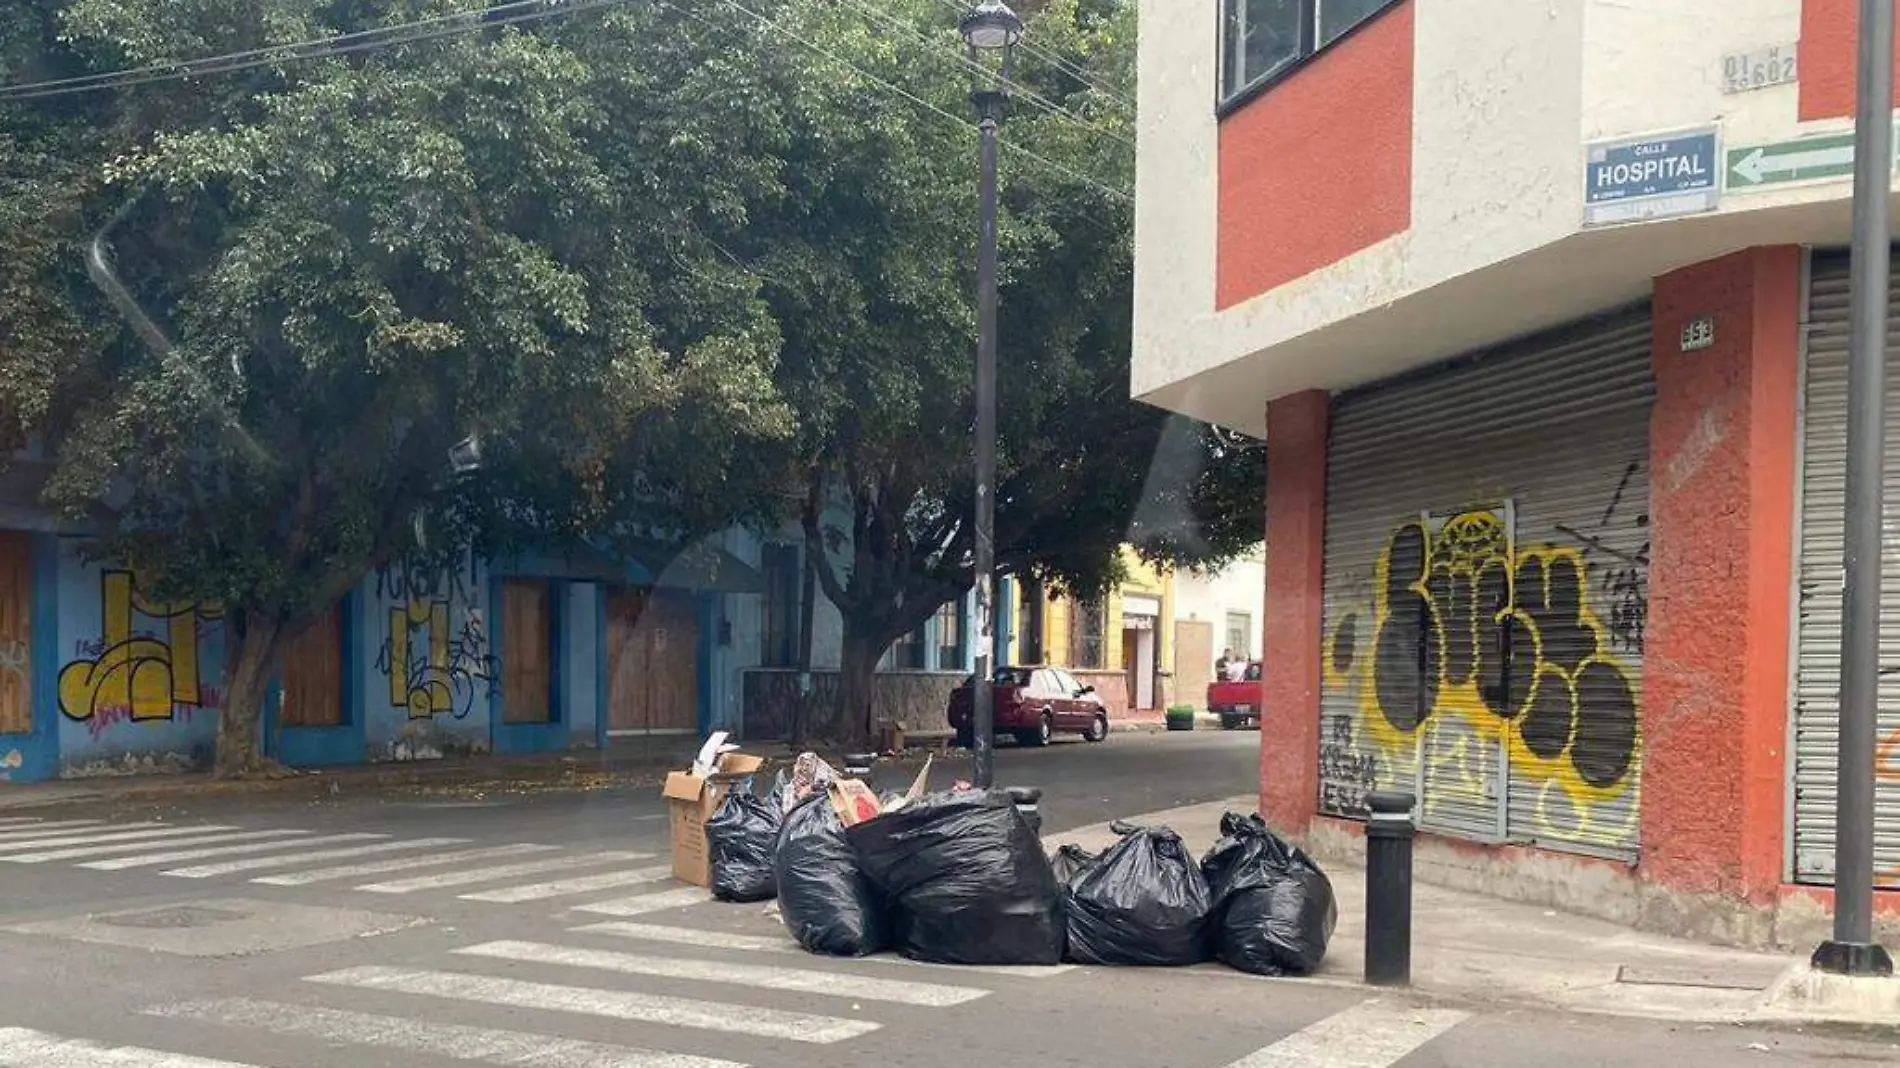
1006 786 1043 836
1363 790 1417 987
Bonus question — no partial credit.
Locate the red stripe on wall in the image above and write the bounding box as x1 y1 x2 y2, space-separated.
1798 0 1900 121
1216 2 1415 311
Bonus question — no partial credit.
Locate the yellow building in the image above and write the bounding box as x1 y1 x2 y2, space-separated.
1001 547 1174 715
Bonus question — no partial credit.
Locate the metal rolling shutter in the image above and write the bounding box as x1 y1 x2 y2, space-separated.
1792 250 1900 887
1317 308 1653 860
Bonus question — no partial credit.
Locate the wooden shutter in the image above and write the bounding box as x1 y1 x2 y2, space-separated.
280 606 343 728
503 581 551 724
0 533 30 735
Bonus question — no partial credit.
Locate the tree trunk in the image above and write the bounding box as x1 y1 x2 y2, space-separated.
835 619 886 746
213 611 288 779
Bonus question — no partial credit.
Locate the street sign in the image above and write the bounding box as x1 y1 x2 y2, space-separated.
1722 44 1798 95
1725 129 1893 191
1584 128 1720 227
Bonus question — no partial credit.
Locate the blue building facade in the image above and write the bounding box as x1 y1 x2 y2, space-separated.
0 523 768 782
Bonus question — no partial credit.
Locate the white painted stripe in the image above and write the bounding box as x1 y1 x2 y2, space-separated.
77 832 383 870
163 836 464 877
0 1026 258 1068
0 823 201 851
568 921 1079 978
251 842 562 885
12 829 310 864
355 851 650 894
1221 1002 1469 1068
458 864 674 903
306 965 878 1044
458 940 990 1007
568 888 709 917
0 819 108 838
147 996 747 1068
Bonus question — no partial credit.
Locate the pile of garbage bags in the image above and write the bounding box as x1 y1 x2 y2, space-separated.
702 753 1335 975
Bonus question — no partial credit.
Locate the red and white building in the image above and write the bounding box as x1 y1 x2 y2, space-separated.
1133 0 1900 947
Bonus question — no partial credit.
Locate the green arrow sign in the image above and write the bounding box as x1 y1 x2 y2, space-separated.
1727 132 1858 188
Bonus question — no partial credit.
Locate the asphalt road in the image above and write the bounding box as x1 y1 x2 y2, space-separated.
0 732 1890 1067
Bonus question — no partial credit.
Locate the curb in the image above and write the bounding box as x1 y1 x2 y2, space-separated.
0 754 683 812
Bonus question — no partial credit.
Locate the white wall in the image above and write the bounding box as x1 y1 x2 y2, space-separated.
1133 0 1862 436
1172 554 1265 671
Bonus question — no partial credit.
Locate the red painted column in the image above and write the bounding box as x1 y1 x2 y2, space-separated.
1643 247 1801 905
1261 390 1330 833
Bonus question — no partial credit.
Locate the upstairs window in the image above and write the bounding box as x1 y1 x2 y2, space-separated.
1221 0 1400 108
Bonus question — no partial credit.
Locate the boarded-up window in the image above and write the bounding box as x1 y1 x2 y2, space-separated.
0 532 30 735
503 580 552 724
280 605 344 728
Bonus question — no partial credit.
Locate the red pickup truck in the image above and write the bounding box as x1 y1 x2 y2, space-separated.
1207 661 1263 730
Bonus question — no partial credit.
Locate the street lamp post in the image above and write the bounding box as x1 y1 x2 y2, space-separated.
960 1 1021 791
1817 0 1896 979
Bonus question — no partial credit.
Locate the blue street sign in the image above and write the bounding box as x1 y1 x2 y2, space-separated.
1583 127 1720 227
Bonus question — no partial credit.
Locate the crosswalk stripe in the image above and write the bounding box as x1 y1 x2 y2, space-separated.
251 842 562 885
0 817 61 828
306 965 880 1044
147 996 748 1068
458 864 675 903
567 921 1078 978
163 836 465 877
12 829 311 864
0 823 201 851
75 828 381 870
457 940 990 1007
0 819 109 839
77 832 384 871
0 1026 257 1068
1220 1002 1470 1068
355 851 651 894
568 888 709 917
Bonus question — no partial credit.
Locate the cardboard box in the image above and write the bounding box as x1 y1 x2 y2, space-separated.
661 752 766 886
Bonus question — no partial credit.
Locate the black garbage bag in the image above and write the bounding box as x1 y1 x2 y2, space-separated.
1201 812 1336 975
773 795 889 956
846 790 1064 965
705 785 782 902
1064 826 1213 966
1050 844 1099 885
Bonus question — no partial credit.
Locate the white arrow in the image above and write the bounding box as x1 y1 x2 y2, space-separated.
1732 142 1855 184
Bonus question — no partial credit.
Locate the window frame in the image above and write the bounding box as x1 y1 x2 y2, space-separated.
1224 610 1253 663
935 598 965 670
759 542 801 669
1217 0 1403 117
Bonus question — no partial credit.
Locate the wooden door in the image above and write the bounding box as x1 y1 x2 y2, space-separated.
0 532 30 735
1174 620 1213 711
280 605 343 728
502 580 552 724
605 588 699 734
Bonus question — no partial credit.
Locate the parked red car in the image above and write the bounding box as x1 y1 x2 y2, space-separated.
1208 661 1263 730
948 665 1111 748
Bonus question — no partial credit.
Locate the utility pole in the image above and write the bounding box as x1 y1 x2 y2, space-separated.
1815 0 1896 979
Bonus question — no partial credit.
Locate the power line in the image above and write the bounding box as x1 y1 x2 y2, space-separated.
927 0 1133 110
0 0 631 101
685 0 1131 203
832 0 1133 150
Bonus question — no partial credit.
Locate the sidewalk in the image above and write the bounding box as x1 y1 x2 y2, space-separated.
1046 797 1839 1027
0 738 706 812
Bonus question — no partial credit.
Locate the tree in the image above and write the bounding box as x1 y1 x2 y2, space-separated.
5 1 792 775
725 0 1264 739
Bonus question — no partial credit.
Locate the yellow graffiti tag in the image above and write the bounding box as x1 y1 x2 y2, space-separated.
1330 509 1642 845
389 600 454 719
58 571 222 724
